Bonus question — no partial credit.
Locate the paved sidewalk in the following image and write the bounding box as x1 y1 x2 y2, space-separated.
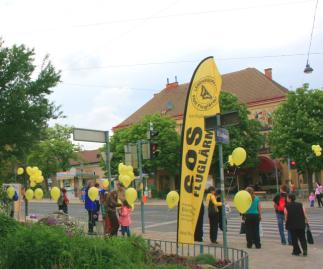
133 229 322 269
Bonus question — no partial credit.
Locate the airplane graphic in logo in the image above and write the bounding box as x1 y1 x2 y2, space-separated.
200 85 212 100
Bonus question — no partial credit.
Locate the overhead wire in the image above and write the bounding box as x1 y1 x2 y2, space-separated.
305 0 319 64
63 52 323 71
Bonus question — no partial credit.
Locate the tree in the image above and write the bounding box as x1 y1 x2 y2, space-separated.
211 92 264 184
27 125 79 190
0 41 61 163
268 84 323 192
107 114 180 178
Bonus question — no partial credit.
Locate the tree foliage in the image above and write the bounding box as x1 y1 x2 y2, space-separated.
27 125 79 189
268 84 323 191
0 42 61 162
107 114 180 176
216 92 264 170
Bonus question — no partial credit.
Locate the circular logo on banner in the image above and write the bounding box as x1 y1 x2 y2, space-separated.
191 76 218 111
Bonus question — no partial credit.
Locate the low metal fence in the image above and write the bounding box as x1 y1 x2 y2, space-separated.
146 239 248 269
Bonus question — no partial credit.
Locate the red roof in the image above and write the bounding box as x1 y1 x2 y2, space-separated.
113 68 288 130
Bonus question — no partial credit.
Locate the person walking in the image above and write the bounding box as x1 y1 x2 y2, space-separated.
273 184 292 245
309 192 315 208
206 186 222 244
118 200 132 237
284 193 308 256
107 191 120 236
315 182 323 207
84 182 98 235
244 187 262 249
58 188 69 214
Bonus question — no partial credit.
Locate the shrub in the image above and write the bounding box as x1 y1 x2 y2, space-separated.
188 254 216 265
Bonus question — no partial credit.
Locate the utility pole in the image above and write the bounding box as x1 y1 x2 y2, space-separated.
105 131 112 189
137 140 145 233
216 114 228 259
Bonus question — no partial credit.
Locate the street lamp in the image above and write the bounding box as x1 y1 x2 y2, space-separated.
304 62 314 74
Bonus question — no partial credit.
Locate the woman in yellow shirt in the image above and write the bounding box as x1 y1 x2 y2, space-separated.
206 186 222 244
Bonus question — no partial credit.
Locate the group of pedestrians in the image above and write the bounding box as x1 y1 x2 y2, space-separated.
83 181 133 236
201 183 311 257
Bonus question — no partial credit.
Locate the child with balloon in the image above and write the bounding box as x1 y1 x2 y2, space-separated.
118 200 132 237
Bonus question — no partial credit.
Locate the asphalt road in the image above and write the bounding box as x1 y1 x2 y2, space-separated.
25 202 323 244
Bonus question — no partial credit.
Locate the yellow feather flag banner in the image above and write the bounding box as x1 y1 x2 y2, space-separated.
178 57 222 244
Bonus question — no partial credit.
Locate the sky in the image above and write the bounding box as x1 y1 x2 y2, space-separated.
1 0 322 149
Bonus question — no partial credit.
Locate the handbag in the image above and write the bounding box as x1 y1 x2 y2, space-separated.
306 224 314 244
240 222 246 234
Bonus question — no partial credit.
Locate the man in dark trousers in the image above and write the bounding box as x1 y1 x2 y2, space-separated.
273 184 292 245
194 201 204 242
284 193 308 256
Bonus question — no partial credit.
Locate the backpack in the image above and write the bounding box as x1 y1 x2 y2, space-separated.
277 196 286 212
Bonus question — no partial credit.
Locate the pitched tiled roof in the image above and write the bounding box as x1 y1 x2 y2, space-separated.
114 68 288 129
70 149 101 166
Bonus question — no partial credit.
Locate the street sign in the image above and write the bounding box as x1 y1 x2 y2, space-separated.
73 128 107 143
216 127 230 144
124 144 138 168
101 152 113 162
204 111 240 130
142 142 150 160
220 111 240 127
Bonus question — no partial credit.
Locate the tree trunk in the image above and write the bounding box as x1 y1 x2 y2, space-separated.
305 168 313 194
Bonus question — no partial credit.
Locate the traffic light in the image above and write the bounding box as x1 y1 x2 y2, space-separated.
150 143 159 159
290 160 296 169
149 130 159 139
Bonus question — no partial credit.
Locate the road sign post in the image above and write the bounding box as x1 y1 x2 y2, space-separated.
73 128 112 187
137 140 145 233
204 111 240 260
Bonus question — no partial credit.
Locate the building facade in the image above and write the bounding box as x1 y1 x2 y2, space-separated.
56 149 104 198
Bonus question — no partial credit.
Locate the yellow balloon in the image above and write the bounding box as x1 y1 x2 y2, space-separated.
232 147 247 166
125 165 133 173
118 163 127 174
34 170 42 177
88 187 98 201
228 155 235 166
34 188 43 200
6 186 15 199
50 187 61 201
119 174 131 188
166 191 179 209
17 167 24 175
102 179 109 189
26 166 33 176
30 181 36 188
35 175 44 184
126 171 135 181
125 188 137 204
30 175 37 182
233 190 252 213
25 189 34 201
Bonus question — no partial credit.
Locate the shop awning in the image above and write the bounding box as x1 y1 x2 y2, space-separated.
257 156 281 173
